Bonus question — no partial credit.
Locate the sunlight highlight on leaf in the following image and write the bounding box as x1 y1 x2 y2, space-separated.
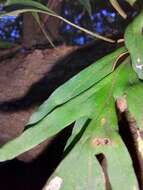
125 11 143 79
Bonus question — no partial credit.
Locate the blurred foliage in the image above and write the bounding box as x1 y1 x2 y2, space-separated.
61 1 118 45
0 15 22 41
0 0 134 46
0 3 22 47
61 0 135 45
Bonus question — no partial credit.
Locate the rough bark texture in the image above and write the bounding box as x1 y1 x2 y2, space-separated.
0 45 77 161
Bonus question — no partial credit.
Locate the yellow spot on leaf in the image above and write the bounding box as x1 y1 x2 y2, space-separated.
101 118 107 126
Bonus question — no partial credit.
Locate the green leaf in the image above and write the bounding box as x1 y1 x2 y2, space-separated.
63 117 89 151
46 63 139 190
48 139 106 190
28 47 127 125
49 116 138 189
0 78 110 161
0 0 115 43
125 0 137 6
5 0 53 13
0 57 138 161
78 0 92 15
126 83 143 129
0 0 54 17
125 11 143 80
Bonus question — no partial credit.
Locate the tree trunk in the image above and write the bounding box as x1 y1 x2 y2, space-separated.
23 0 63 48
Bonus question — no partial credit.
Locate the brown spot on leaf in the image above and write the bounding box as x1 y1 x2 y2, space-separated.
91 137 112 147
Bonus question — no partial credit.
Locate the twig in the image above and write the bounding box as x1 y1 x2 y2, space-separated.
109 0 127 19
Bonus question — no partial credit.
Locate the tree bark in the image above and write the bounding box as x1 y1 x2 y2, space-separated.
23 0 63 48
